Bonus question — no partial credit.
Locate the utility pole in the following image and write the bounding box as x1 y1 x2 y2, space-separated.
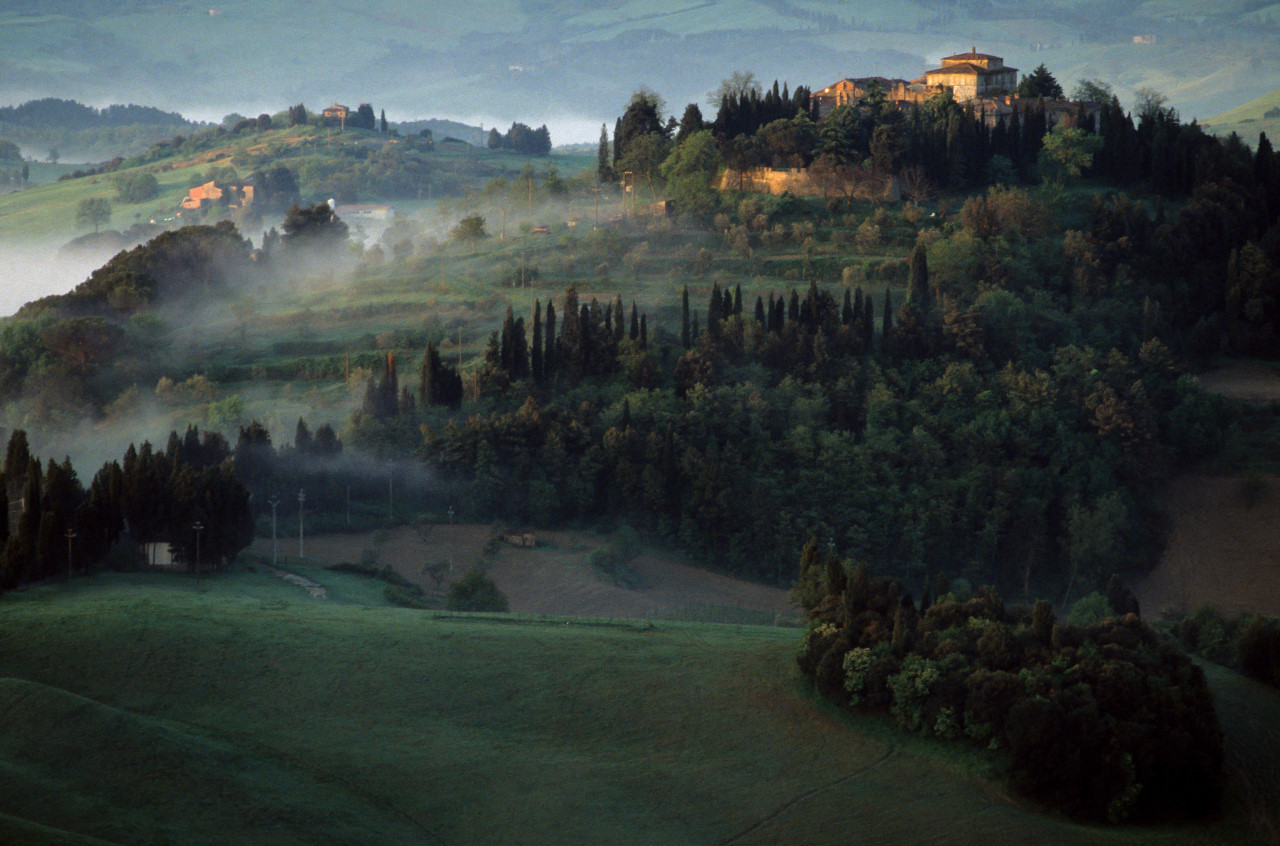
65 529 76 584
269 494 280 567
297 489 305 560
192 521 204 588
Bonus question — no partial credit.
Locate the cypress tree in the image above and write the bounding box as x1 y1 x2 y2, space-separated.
630 302 640 341
708 283 723 335
544 301 557 377
882 287 893 348
733 283 743 315
754 295 766 324
861 291 874 351
420 343 438 406
640 314 648 348
531 300 544 383
681 285 691 348
614 295 626 343
842 288 854 325
4 430 30 481
908 243 931 311
788 290 800 323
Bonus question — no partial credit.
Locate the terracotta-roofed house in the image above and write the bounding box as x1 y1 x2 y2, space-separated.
919 47 1018 102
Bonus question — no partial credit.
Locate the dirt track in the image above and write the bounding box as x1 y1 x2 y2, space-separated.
250 525 796 620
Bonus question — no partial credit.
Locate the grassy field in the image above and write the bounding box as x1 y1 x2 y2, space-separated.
0 568 1270 845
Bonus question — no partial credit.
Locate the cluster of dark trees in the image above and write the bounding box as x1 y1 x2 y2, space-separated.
358 287 654 425
0 427 253 591
486 122 552 156
370 246 1217 596
792 541 1222 822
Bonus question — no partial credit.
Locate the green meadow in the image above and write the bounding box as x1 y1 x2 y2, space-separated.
0 567 1269 845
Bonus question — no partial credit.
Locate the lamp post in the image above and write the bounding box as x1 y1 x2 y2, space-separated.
298 489 305 561
269 494 280 568
192 520 204 587
65 528 76 584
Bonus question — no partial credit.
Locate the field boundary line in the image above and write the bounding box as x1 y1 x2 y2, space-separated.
718 744 896 846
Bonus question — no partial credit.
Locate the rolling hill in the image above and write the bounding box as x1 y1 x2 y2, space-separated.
1203 87 1280 145
0 569 1271 844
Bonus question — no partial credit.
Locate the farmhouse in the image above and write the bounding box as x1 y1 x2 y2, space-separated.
180 179 254 211
322 104 350 126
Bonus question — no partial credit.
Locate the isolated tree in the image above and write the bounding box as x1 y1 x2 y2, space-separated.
1070 79 1114 103
708 70 762 107
1015 64 1064 99
660 129 723 218
675 103 705 144
1038 123 1103 189
451 214 488 252
380 109 388 133
597 123 613 183
76 197 111 233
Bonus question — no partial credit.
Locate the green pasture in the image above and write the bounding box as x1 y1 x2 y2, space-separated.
0 570 1268 845
0 160 203 244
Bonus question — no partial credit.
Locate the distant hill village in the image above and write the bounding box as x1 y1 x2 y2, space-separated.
814 48 1101 128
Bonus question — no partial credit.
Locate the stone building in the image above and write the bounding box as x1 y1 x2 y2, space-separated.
919 48 1018 102
814 77 940 116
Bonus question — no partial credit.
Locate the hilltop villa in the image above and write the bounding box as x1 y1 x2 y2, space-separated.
921 48 1018 102
816 47 1018 114
815 48 1098 128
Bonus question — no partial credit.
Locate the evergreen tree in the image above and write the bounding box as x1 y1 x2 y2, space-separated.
544 302 557 377
379 109 388 133
531 301 544 383
597 124 613 183
630 302 640 341
882 288 893 348
681 285 691 348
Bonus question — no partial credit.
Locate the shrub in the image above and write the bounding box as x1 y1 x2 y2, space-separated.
446 569 508 612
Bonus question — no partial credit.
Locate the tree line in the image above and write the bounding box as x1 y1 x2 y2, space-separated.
0 427 253 591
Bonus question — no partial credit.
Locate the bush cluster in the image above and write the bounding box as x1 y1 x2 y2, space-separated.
794 540 1222 823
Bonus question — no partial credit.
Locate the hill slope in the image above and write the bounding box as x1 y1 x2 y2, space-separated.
0 573 1268 844
1204 88 1280 145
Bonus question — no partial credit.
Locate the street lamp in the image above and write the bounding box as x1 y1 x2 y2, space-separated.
65 528 76 584
269 494 280 568
298 489 306 560
192 521 204 587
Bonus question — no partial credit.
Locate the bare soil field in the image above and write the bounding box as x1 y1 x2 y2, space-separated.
1137 475 1280 618
250 524 797 620
1199 360 1280 402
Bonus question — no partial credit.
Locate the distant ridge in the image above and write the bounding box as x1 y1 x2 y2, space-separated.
0 98 195 130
